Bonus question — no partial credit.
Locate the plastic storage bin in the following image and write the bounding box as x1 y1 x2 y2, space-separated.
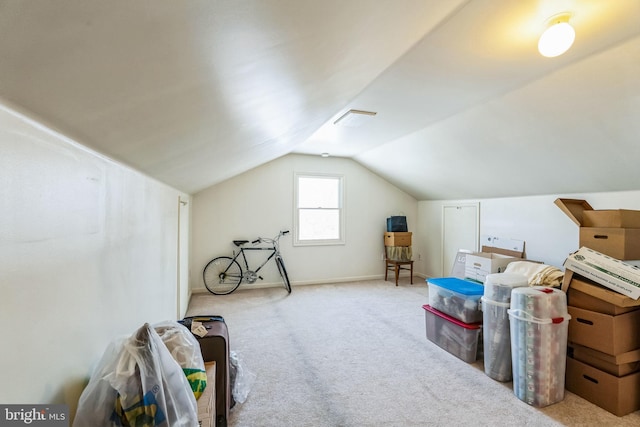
427 277 484 323
423 304 482 363
482 273 529 382
508 286 571 407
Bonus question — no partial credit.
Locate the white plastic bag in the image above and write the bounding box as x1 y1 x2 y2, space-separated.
74 323 198 427
229 350 256 405
153 321 207 399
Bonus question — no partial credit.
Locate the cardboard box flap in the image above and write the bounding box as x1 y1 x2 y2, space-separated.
555 198 593 226
563 270 640 308
570 343 640 365
583 209 640 228
480 235 525 258
481 246 524 258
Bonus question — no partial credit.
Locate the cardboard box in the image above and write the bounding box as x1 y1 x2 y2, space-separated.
563 271 640 315
565 357 640 417
384 232 411 247
563 247 640 300
555 198 640 259
567 305 640 355
569 343 640 377
569 287 640 315
198 361 216 427
464 252 519 283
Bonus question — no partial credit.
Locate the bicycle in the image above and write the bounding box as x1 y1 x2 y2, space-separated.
202 230 291 295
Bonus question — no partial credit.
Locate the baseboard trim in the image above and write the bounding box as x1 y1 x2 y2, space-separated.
190 271 428 294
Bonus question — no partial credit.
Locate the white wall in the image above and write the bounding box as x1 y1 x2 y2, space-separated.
0 103 190 418
191 154 418 290
416 191 640 278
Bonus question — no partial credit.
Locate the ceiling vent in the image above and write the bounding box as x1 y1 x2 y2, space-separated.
333 109 377 128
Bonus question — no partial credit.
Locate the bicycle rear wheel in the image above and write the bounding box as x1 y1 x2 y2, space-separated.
203 256 242 295
275 255 291 293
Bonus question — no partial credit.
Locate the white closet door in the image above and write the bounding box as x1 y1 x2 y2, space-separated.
442 203 479 277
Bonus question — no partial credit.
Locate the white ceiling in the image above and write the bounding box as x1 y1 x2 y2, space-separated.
2 0 639 200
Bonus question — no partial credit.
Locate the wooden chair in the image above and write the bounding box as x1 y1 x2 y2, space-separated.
385 258 414 286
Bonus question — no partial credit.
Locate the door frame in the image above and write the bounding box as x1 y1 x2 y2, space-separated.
177 196 190 319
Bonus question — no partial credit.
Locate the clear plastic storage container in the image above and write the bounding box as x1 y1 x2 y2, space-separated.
423 304 482 363
427 277 484 323
508 286 571 407
482 273 529 382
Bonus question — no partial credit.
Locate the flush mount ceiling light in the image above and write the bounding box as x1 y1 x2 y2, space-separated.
333 109 377 128
538 13 575 57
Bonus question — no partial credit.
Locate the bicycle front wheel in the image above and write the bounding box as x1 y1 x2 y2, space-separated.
275 255 291 294
203 256 242 295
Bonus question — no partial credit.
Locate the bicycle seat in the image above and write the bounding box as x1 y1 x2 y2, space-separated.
233 240 249 247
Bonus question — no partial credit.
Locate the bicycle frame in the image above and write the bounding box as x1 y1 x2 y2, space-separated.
223 231 286 280
233 244 277 276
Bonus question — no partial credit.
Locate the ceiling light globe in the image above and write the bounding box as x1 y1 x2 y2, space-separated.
538 22 575 57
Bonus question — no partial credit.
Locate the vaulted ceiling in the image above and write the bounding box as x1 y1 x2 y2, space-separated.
2 0 639 200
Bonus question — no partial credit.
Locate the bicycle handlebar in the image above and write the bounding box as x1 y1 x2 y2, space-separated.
262 230 289 241
241 231 290 246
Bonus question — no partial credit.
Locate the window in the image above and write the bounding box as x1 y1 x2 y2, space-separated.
294 173 344 245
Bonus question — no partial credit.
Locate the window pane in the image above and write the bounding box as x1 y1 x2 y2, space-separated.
298 209 340 240
298 177 339 208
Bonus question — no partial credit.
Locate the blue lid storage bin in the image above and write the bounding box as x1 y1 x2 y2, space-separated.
427 277 484 323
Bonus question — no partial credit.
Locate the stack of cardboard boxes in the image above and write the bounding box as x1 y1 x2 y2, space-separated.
557 199 640 416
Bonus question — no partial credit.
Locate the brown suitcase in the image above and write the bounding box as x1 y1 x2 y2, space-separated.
181 316 231 427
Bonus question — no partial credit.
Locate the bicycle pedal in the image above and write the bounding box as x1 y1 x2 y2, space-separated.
259 276 263 280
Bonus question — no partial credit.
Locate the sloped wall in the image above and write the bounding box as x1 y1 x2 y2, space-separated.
0 103 189 418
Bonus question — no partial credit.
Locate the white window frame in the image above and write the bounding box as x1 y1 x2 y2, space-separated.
293 172 345 246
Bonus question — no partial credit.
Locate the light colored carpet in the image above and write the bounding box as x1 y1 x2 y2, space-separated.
186 279 640 427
